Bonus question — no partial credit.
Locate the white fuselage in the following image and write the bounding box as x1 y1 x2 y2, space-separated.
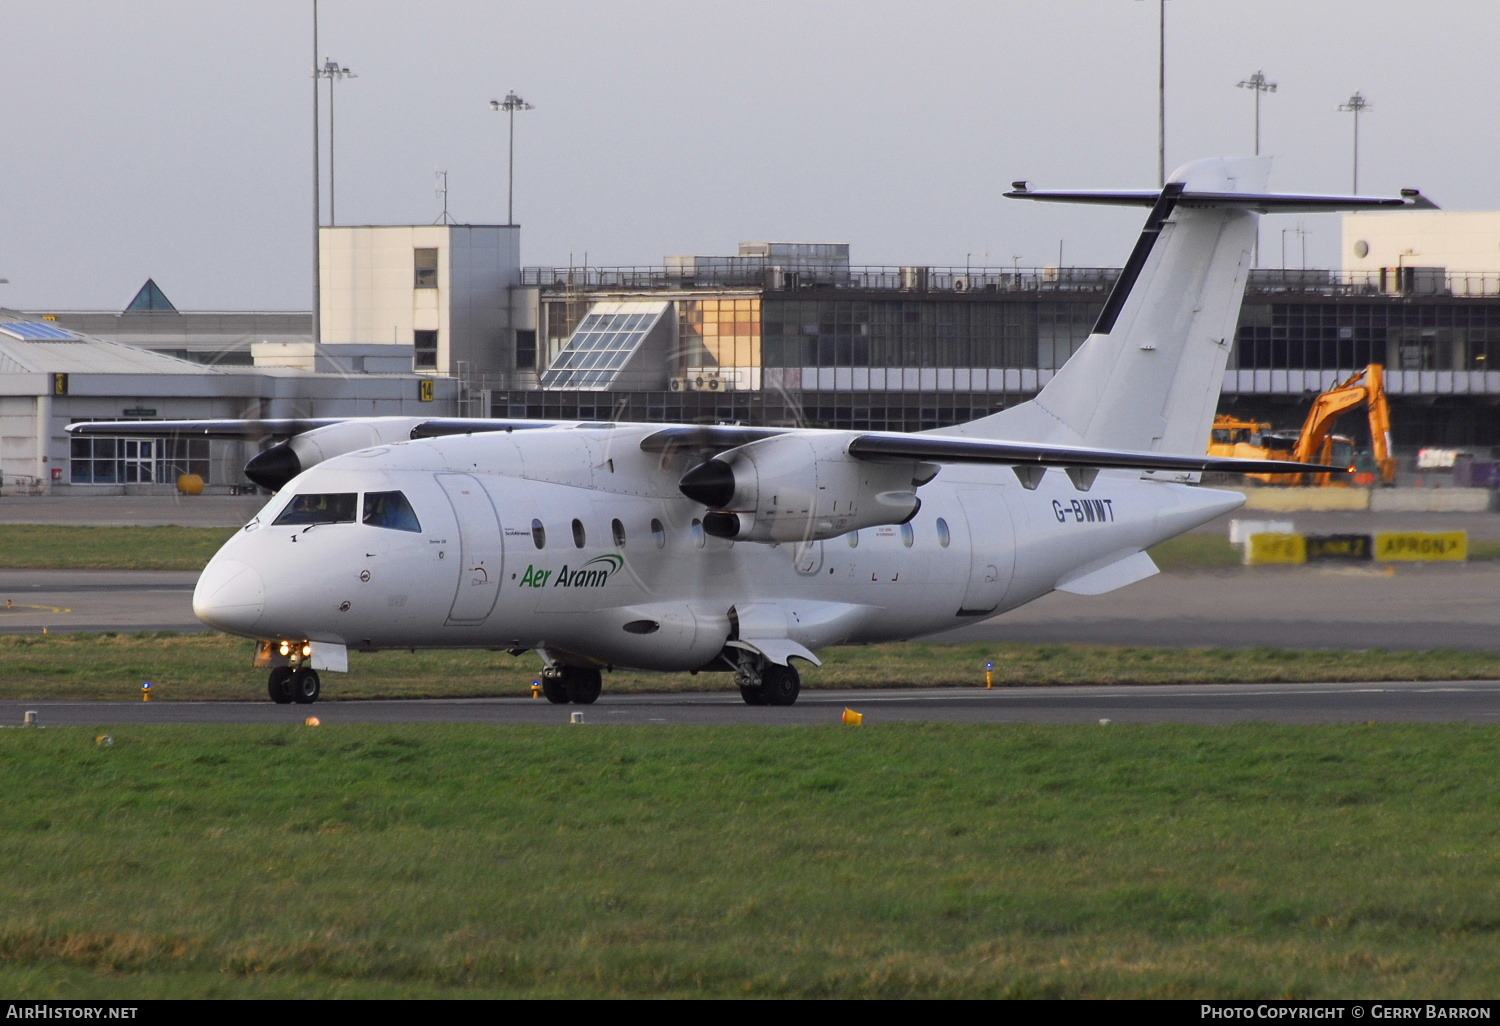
193 423 1242 671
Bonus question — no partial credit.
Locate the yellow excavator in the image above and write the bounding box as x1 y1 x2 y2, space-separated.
1208 364 1397 487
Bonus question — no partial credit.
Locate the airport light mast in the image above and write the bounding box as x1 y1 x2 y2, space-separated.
1136 0 1169 186
1237 69 1276 266
490 91 534 226
1237 70 1276 156
318 58 357 226
1338 91 1371 194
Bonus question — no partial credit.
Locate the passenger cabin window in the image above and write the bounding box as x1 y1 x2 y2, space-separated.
531 519 546 549
611 518 626 548
273 492 357 526
901 523 915 548
847 531 859 548
651 518 666 549
362 491 421 533
936 517 951 548
572 519 587 548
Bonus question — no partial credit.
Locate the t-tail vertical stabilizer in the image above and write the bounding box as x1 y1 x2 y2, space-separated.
941 158 1434 478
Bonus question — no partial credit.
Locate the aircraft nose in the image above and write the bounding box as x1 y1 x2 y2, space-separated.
193 558 266 634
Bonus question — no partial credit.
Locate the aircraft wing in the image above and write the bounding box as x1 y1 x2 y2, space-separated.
65 417 560 441
642 423 1341 477
845 433 1345 477
638 425 793 456
65 418 350 440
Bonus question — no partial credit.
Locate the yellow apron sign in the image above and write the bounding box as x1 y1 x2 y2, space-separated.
1374 532 1467 562
1245 532 1307 565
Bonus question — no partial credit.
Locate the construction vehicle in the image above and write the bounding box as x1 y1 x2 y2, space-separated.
1208 364 1396 486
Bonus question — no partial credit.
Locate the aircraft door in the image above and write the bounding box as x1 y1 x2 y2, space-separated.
793 540 824 576
955 489 1015 616
437 473 503 624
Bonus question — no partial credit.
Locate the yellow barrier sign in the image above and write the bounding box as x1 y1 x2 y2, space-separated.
1374 531 1467 562
1245 532 1307 565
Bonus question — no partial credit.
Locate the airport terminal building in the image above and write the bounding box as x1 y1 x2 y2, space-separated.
9 210 1500 491
498 227 1500 452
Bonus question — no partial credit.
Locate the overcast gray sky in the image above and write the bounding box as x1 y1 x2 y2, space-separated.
3 0 1495 311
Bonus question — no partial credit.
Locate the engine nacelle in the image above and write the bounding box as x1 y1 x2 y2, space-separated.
679 433 936 543
245 418 428 490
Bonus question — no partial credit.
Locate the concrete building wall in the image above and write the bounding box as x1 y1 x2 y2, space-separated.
320 225 519 376
1344 211 1500 276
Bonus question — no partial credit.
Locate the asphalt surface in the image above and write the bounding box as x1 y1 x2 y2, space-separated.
7 680 1500 728
2 494 1498 724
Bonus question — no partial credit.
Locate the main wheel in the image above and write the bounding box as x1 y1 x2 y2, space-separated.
268 666 295 704
739 684 767 706
290 667 321 704
564 667 602 705
541 676 571 704
760 663 801 706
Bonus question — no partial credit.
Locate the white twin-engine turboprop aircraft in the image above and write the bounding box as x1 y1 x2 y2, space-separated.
72 157 1432 706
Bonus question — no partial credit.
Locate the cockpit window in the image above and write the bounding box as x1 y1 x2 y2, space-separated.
272 492 357 526
363 491 422 533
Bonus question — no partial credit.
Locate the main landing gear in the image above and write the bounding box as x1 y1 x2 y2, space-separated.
735 657 801 707
540 665 603 705
268 665 321 705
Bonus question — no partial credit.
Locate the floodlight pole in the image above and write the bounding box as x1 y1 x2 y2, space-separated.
1338 92 1370 194
1156 0 1166 187
1136 0 1168 186
1237 70 1276 266
490 91 534 225
311 0 320 346
1237 70 1276 156
318 58 357 226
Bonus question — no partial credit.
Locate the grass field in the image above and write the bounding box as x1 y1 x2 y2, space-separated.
0 525 236 571
3 722 1499 998
4 527 1499 998
1 524 1495 572
3 631 1500 702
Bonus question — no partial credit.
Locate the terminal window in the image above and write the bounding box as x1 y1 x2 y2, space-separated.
414 248 438 288
414 330 439 370
69 431 210 486
515 329 537 370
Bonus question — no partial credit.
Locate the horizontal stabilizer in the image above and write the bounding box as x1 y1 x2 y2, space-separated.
1006 185 1437 213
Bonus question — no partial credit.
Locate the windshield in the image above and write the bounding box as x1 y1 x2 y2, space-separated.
272 492 358 526
363 490 421 533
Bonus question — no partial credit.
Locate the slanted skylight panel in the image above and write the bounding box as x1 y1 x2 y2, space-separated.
541 301 669 389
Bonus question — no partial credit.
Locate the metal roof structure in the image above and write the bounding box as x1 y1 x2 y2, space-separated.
0 326 219 376
1 321 79 341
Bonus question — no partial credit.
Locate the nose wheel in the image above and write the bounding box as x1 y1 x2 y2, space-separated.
539 666 603 705
268 666 321 704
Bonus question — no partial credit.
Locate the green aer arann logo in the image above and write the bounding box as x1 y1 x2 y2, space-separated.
519 553 623 589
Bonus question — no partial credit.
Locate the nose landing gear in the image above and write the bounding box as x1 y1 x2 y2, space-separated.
268 666 321 704
265 640 322 704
